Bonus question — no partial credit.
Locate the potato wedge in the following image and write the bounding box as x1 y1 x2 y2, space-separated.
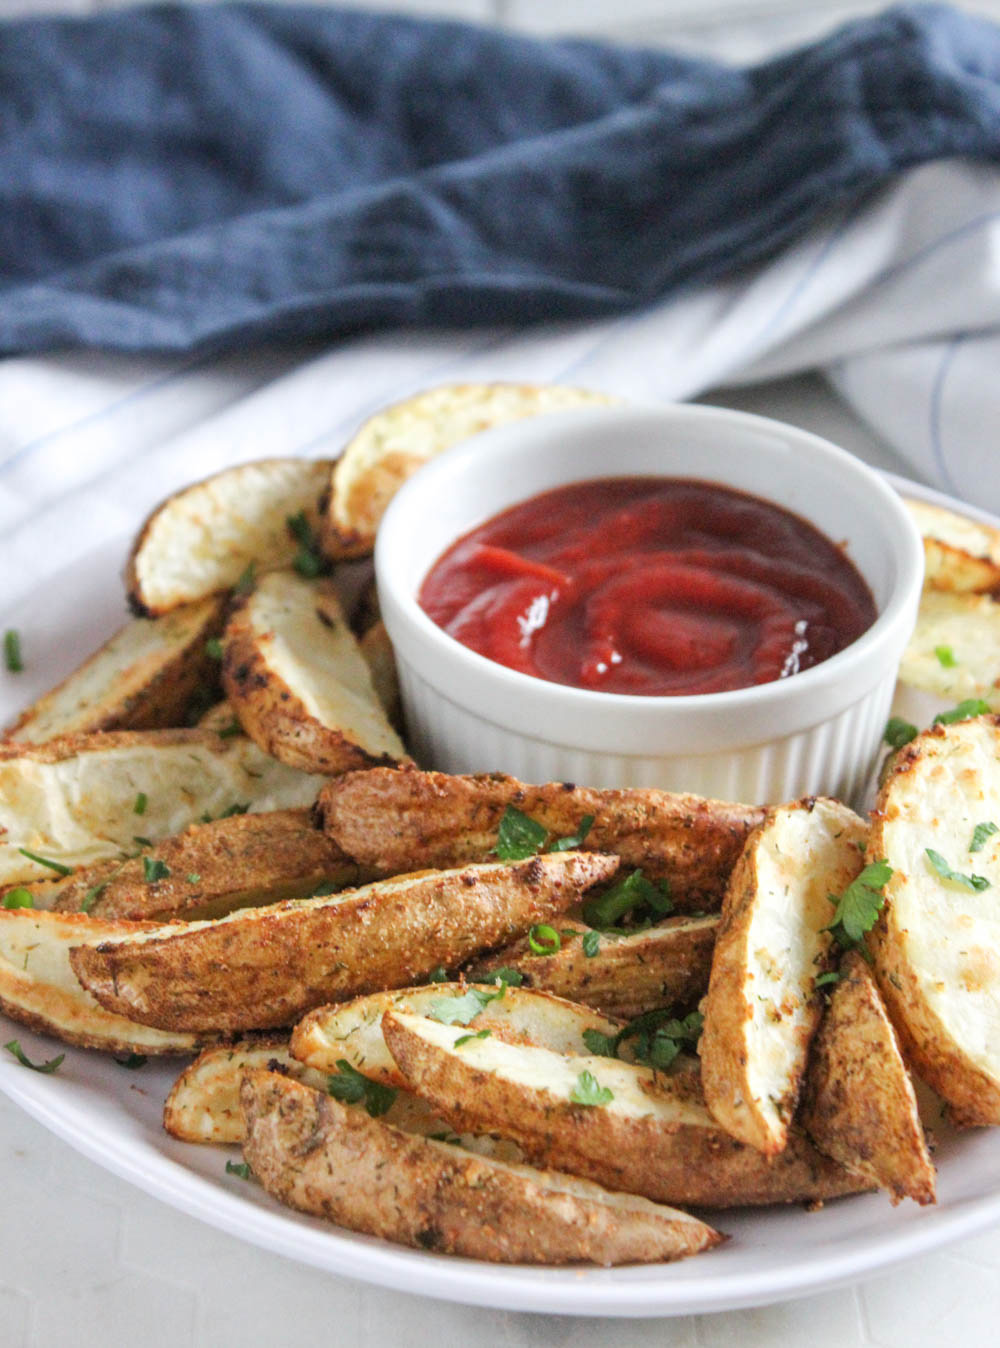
126 457 333 615
467 916 718 1021
699 797 867 1156
897 590 1000 711
906 499 1000 593
381 1008 866 1208
290 982 623 1087
69 851 619 1033
319 768 764 909
0 730 326 887
322 383 616 558
241 1069 721 1265
869 715 1000 1125
0 909 213 1054
51 809 359 921
359 620 400 727
221 571 406 775
800 951 935 1204
3 598 225 743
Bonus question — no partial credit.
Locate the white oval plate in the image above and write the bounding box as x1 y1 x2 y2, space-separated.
0 472 998 1319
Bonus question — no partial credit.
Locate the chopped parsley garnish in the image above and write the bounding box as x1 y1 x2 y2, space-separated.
17 848 72 877
80 881 109 913
824 859 893 949
454 1029 491 1048
233 561 257 596
132 835 154 849
186 873 202 885
583 1009 703 1071
970 821 999 853
472 967 524 988
814 970 841 988
582 929 601 957
220 802 250 818
3 629 23 673
225 1160 252 1180
569 1070 613 1107
527 923 561 956
309 880 340 898
925 848 990 892
548 814 595 852
142 856 171 883
883 716 918 749
327 1060 397 1117
3 888 34 910
217 719 242 739
582 868 672 929
933 698 991 726
287 511 329 579
428 985 503 1026
935 644 957 668
493 806 547 861
133 792 148 816
5 1039 63 1074
114 1053 148 1070
426 965 449 983
205 637 224 661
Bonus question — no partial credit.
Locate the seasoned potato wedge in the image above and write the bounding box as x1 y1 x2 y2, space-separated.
126 457 333 615
319 768 764 909
3 598 225 743
699 797 867 1155
467 916 719 1021
322 383 616 558
897 589 1000 710
0 909 214 1054
52 809 359 921
359 620 400 727
869 716 1000 1125
222 571 407 775
241 1069 721 1265
69 851 619 1033
290 982 623 1087
800 951 935 1204
906 499 1000 593
381 1009 866 1208
0 730 325 888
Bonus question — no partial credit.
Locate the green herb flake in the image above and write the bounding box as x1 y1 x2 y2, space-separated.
582 867 672 929
5 1039 64 1074
925 848 990 892
3 888 34 910
80 881 109 913
970 821 999 854
233 562 256 596
814 970 841 988
17 848 72 877
143 856 171 884
454 1029 491 1048
585 1009 704 1070
935 644 958 668
824 859 893 948
933 698 992 726
186 873 202 885
569 1069 613 1107
493 805 547 861
205 637 224 661
133 792 148 816
426 965 449 984
428 986 502 1027
883 716 918 749
217 719 242 740
132 835 154 849
582 929 601 958
225 1160 252 1180
327 1060 397 1117
473 967 524 988
4 629 23 673
219 803 250 819
114 1053 148 1070
549 814 595 853
527 923 561 956
581 1027 617 1058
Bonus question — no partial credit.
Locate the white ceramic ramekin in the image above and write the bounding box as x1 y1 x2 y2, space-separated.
375 404 924 805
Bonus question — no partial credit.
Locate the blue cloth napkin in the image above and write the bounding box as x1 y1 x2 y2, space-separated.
1 1 999 355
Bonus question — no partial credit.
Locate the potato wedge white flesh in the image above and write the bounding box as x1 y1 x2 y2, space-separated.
699 798 867 1156
51 809 359 921
869 716 1000 1125
126 457 333 615
381 1010 865 1208
800 951 936 1204
0 909 213 1054
0 730 326 887
69 851 619 1034
222 572 407 774
323 383 617 558
897 590 1000 711
906 499 1000 593
320 768 764 910
241 1069 721 1265
467 916 718 1021
3 598 226 743
290 982 624 1087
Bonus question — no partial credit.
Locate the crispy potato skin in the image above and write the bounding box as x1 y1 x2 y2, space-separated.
699 798 867 1156
382 1011 867 1209
467 916 718 1021
240 1069 722 1265
319 769 764 910
70 852 619 1034
52 809 360 921
800 952 936 1205
869 718 1000 1126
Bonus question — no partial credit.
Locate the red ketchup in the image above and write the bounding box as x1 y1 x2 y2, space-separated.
418 478 877 696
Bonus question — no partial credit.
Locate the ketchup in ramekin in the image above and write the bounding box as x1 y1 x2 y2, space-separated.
418 478 876 696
